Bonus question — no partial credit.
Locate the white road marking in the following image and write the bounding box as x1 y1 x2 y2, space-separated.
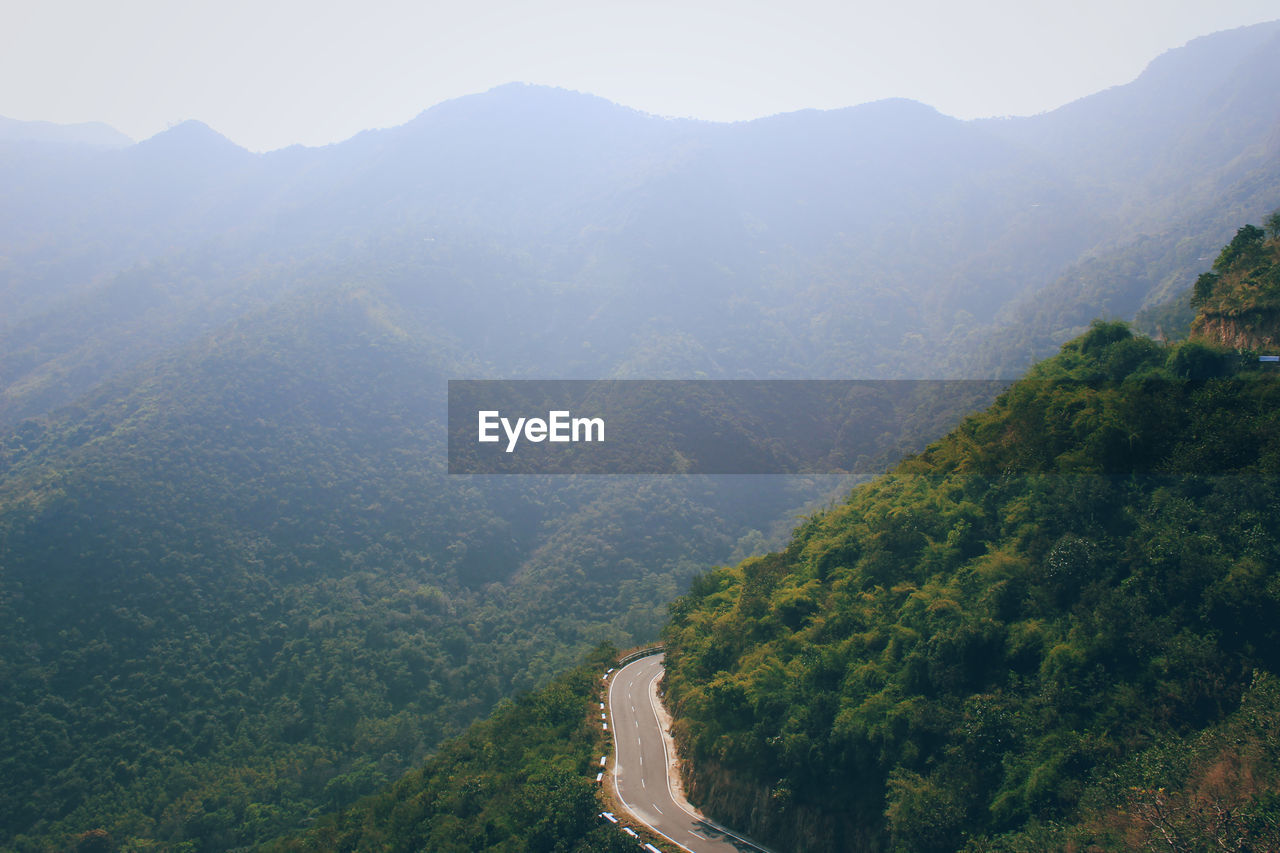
614 653 746 853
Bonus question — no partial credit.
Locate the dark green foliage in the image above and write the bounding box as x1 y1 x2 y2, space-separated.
1213 225 1266 273
1189 221 1280 327
1190 271 1219 307
3 27 1280 848
1077 319 1133 354
267 646 634 852
973 670 1280 852
1168 339 1228 379
662 322 1280 852
0 288 817 851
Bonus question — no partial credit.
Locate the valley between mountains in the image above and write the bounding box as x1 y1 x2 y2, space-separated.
3 18 1280 853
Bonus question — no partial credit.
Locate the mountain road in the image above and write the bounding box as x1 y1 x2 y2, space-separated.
607 653 772 853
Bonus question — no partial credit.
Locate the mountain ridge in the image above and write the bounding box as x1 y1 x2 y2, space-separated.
3 18 1280 851
661 307 1280 851
0 115 132 148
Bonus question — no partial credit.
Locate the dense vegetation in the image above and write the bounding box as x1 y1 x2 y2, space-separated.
1190 215 1280 349
662 235 1280 851
0 287 820 851
266 645 636 853
3 21 1280 850
979 668 1280 851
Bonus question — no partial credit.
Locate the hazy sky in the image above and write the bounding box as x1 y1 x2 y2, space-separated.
3 0 1277 152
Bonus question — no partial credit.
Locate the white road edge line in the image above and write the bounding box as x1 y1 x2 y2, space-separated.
609 655 697 853
647 661 778 853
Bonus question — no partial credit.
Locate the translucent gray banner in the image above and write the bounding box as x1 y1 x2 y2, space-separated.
447 380 1007 474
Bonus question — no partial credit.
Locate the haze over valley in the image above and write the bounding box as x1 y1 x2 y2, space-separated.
2 15 1280 852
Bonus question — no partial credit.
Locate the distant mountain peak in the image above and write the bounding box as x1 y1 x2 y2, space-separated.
0 115 132 148
851 96 942 115
132 119 251 166
1140 17 1280 82
406 82 654 129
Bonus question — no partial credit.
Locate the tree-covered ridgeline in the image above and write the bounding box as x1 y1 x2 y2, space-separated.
4 27 1280 843
660 227 1280 852
266 644 639 853
0 286 819 852
1189 215 1280 349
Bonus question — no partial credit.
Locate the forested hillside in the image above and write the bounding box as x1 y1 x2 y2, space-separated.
0 285 813 850
3 19 1280 851
660 228 1280 851
1190 215 1280 348
266 645 635 853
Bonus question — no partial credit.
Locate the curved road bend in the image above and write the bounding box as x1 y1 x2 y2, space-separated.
608 653 771 853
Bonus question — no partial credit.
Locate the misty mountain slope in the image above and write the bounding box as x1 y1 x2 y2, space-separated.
0 116 131 149
969 155 1280 377
0 121 269 324
3 18 1280 852
0 281 825 850
960 21 1280 375
980 19 1280 207
0 85 1098 420
6 22 1280 420
0 250 303 426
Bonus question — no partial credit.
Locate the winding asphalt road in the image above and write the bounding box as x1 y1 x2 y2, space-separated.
607 653 771 853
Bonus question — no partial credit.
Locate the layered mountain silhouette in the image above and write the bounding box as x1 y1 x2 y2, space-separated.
1 19 1279 850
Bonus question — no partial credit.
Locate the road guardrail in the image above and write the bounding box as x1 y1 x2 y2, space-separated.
616 645 664 667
